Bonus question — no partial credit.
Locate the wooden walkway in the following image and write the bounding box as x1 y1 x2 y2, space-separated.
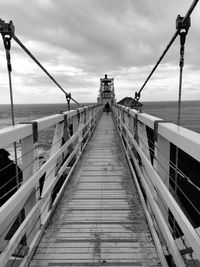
29 113 161 267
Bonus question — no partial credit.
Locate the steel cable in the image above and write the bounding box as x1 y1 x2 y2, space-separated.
138 140 200 217
120 124 200 217
11 34 81 107
133 124 200 192
129 0 199 104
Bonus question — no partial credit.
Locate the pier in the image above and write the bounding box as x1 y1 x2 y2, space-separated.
0 101 200 267
1 1 200 263
29 113 160 266
1 102 200 267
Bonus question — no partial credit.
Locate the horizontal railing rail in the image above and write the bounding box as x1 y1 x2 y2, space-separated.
0 104 103 267
112 103 200 267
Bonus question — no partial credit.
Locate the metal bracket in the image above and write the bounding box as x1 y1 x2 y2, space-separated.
60 111 68 125
133 114 139 142
134 113 138 123
0 19 15 35
176 15 191 34
20 121 38 143
154 120 170 142
63 113 68 127
59 111 69 127
77 109 80 125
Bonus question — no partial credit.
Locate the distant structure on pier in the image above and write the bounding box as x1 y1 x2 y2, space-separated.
97 74 116 105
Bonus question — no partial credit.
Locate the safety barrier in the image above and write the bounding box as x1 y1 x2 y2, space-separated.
112 104 200 267
0 104 103 267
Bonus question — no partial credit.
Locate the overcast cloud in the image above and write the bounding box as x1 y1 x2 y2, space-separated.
0 0 200 103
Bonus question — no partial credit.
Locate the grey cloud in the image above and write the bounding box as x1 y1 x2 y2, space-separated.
3 0 199 72
0 0 200 103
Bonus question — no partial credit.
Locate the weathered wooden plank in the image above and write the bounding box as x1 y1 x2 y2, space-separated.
32 253 160 261
37 241 156 249
35 247 158 254
30 261 160 267
41 233 152 241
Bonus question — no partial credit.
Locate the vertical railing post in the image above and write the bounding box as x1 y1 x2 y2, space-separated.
123 108 129 149
21 121 40 247
40 116 66 224
137 120 151 162
78 109 84 154
154 131 171 222
128 111 134 135
72 113 79 136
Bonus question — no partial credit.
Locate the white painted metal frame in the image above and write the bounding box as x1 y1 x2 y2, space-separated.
112 104 200 267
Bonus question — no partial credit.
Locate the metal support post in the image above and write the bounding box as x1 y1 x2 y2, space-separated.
173 14 191 237
0 20 20 189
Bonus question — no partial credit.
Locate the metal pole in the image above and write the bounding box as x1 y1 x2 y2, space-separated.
177 65 183 126
173 14 190 237
67 100 70 111
132 0 199 103
3 36 20 190
12 34 82 107
7 53 20 189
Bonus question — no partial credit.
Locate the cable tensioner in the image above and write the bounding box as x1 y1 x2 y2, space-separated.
135 91 141 101
0 19 14 50
176 15 191 34
176 15 191 47
0 19 15 71
176 15 191 68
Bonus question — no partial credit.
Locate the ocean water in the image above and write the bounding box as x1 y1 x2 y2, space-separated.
0 103 82 160
1 101 200 132
0 103 80 129
0 101 200 134
0 101 200 161
142 100 200 134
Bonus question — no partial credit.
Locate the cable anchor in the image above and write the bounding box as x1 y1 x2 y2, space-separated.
66 93 71 111
0 19 15 35
135 91 141 101
0 19 15 72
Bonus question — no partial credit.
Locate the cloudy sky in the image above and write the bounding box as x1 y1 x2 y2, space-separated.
0 0 200 104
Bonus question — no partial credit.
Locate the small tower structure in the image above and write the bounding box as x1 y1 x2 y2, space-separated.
97 74 115 105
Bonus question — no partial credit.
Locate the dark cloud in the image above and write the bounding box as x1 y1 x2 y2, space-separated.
0 0 200 103
2 0 199 70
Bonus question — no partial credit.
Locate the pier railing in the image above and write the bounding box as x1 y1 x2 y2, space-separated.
0 104 103 267
112 103 200 267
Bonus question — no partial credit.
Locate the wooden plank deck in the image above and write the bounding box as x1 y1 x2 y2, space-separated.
29 113 161 267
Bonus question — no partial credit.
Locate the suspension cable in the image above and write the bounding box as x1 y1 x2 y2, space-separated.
1 20 81 108
0 22 21 193
129 0 199 105
11 34 81 107
12 34 66 94
0 19 82 107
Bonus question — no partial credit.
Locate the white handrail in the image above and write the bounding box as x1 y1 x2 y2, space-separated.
112 103 200 265
0 104 103 267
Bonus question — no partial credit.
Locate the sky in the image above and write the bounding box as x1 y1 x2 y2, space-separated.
0 0 200 104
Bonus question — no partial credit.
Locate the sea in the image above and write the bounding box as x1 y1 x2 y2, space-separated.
0 101 200 160
0 103 81 161
1 101 200 131
142 100 200 134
